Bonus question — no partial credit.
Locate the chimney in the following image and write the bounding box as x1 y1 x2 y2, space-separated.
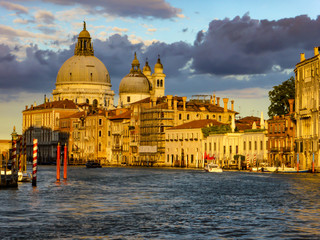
300 53 305 62
223 98 229 112
25 105 28 110
216 97 220 107
213 94 216 105
288 99 294 113
182 96 187 111
152 97 157 107
231 100 234 111
314 47 319 56
167 95 173 110
173 98 177 110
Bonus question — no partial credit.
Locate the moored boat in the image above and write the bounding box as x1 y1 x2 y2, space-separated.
204 163 223 173
85 160 102 168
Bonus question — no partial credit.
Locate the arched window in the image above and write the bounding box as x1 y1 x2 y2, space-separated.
160 79 163 87
187 114 189 120
206 115 209 119
179 114 182 120
86 99 89 104
157 79 160 87
93 99 98 108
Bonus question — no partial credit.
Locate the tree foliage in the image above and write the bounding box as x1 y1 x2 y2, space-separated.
202 125 231 137
268 76 295 118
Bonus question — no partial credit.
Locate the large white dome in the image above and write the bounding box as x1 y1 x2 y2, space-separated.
55 55 111 86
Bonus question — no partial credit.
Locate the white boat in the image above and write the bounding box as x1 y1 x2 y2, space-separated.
205 163 223 173
263 166 309 173
18 171 32 182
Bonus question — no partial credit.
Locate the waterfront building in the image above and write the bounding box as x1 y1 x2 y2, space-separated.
139 95 236 166
267 99 295 168
52 22 115 108
204 122 268 168
22 99 79 163
165 119 225 168
295 47 320 170
109 109 131 165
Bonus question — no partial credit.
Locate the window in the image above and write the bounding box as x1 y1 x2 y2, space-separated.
214 142 216 151
207 115 209 119
157 79 160 87
187 114 190 120
99 131 102 137
179 114 182 120
219 115 221 121
108 131 110 136
244 141 246 151
236 145 238 154
209 143 212 151
98 143 101 151
191 154 194 163
160 79 163 87
167 154 169 162
229 146 232 154
212 114 216 118
249 141 252 150
127 96 130 103
224 146 226 154
260 141 263 150
99 119 102 125
254 141 257 150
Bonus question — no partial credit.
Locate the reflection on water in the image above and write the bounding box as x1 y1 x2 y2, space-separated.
1 166 320 239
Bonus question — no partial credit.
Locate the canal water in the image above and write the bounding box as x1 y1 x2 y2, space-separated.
1 166 320 239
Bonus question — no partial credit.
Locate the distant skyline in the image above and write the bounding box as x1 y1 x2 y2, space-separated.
1 0 320 138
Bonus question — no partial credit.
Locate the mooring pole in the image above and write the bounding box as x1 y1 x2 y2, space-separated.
56 143 60 182
297 153 299 173
63 144 67 180
312 152 315 173
32 139 38 187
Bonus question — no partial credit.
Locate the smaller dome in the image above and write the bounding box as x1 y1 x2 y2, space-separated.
143 59 151 72
154 55 163 69
119 72 151 94
79 29 90 38
78 21 90 38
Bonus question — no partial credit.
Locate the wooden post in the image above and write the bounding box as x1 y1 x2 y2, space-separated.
297 153 299 173
63 144 67 180
56 143 60 182
32 139 38 187
312 153 315 173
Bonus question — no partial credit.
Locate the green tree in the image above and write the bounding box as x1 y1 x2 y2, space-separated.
268 76 295 117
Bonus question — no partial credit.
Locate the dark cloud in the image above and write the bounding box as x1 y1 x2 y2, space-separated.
42 0 182 19
182 28 188 33
192 14 320 75
37 26 56 34
1 14 318 99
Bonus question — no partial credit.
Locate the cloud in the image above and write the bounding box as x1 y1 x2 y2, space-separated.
35 10 55 24
147 28 157 32
192 14 320 75
0 14 314 104
39 0 182 19
0 1 28 15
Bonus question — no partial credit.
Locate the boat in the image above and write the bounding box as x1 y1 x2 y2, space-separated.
18 171 32 182
204 163 223 173
85 160 102 168
263 166 309 173
1 169 18 188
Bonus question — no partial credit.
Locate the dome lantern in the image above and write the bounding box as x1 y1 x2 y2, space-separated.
74 21 94 56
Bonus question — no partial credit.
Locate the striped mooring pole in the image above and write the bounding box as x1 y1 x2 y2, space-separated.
18 137 22 173
32 139 38 187
12 140 17 173
63 144 67 180
56 143 60 182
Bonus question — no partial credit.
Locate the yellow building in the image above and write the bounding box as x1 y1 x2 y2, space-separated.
165 119 224 168
22 99 79 163
295 47 320 171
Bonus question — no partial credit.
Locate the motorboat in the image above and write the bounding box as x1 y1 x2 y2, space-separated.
85 160 102 168
18 171 32 182
263 166 309 173
204 163 223 173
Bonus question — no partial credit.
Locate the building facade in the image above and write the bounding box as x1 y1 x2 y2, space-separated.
295 47 320 170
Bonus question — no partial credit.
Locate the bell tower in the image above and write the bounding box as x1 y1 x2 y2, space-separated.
74 21 94 56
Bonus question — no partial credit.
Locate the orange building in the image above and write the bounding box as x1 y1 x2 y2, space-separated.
267 99 295 167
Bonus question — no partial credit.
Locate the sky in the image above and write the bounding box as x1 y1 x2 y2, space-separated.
1 0 320 139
